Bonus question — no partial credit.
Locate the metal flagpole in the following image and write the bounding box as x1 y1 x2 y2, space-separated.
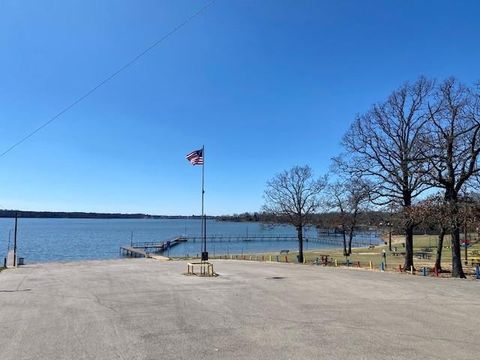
201 145 207 261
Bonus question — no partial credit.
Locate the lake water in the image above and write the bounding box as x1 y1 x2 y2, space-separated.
0 218 380 263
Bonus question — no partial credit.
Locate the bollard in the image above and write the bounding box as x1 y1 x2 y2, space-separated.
380 262 385 272
434 266 439 277
398 264 403 272
334 259 338 267
357 261 361 268
476 265 480 280
303 256 306 264
269 255 272 262
422 267 427 276
410 265 414 275
369 261 373 270
285 255 288 263
276 255 279 262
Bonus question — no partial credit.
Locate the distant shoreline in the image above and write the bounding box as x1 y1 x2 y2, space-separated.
0 210 217 220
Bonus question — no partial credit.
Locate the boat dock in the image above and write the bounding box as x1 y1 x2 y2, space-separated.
120 237 187 258
120 233 380 259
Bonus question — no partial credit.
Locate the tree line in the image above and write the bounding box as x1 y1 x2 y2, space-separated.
263 77 480 278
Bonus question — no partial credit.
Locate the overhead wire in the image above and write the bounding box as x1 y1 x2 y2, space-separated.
0 0 217 159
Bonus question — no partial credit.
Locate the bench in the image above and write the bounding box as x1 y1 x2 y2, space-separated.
187 262 214 276
280 250 290 255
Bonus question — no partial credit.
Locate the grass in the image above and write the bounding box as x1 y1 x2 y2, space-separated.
206 233 480 277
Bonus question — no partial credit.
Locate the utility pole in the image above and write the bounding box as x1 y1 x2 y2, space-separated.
13 213 18 267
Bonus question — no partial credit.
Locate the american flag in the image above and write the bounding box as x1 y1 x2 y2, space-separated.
186 148 204 165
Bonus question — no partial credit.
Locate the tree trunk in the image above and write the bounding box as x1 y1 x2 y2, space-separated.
297 225 304 263
435 228 445 272
404 224 414 271
388 227 392 252
342 228 348 257
348 228 354 256
445 191 466 278
451 226 465 278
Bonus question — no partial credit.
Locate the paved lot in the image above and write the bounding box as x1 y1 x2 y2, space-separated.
0 259 479 360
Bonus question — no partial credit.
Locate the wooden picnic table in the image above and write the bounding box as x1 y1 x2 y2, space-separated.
414 252 432 260
470 257 480 267
313 254 330 265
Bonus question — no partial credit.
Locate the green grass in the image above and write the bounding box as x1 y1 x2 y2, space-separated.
207 233 480 275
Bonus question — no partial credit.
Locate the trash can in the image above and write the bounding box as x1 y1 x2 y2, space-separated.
18 257 25 266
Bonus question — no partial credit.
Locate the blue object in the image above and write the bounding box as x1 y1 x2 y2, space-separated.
380 262 385 271
476 265 480 280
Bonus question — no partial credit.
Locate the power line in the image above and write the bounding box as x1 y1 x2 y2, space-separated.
0 0 216 159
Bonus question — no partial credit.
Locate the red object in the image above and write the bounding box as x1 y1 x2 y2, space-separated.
285 255 288 263
398 264 403 272
186 148 204 165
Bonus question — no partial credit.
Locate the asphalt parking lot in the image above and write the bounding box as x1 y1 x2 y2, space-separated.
1 259 479 360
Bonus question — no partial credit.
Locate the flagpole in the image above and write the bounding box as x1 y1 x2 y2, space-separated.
201 145 206 261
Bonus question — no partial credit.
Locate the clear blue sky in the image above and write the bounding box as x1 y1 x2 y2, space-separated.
1 0 479 215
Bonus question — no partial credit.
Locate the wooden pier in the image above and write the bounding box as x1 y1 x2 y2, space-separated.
120 233 380 259
120 237 187 258
120 246 148 258
184 234 379 247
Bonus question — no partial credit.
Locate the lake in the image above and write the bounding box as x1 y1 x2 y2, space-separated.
0 218 380 263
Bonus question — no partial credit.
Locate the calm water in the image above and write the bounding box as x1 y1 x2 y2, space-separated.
0 218 380 263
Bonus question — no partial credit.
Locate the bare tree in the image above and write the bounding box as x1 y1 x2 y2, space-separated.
263 165 327 263
338 77 434 270
325 178 370 256
424 78 480 278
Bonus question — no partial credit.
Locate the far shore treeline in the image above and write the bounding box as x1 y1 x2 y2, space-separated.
0 210 217 220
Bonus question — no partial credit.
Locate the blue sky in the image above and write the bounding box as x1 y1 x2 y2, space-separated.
0 0 479 215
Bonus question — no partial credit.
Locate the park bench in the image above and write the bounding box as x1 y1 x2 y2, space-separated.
280 250 290 255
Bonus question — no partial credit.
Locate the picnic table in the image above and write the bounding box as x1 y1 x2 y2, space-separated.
414 251 431 260
470 257 480 267
314 254 330 265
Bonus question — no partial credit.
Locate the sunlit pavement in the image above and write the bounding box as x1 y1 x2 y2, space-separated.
0 259 479 360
